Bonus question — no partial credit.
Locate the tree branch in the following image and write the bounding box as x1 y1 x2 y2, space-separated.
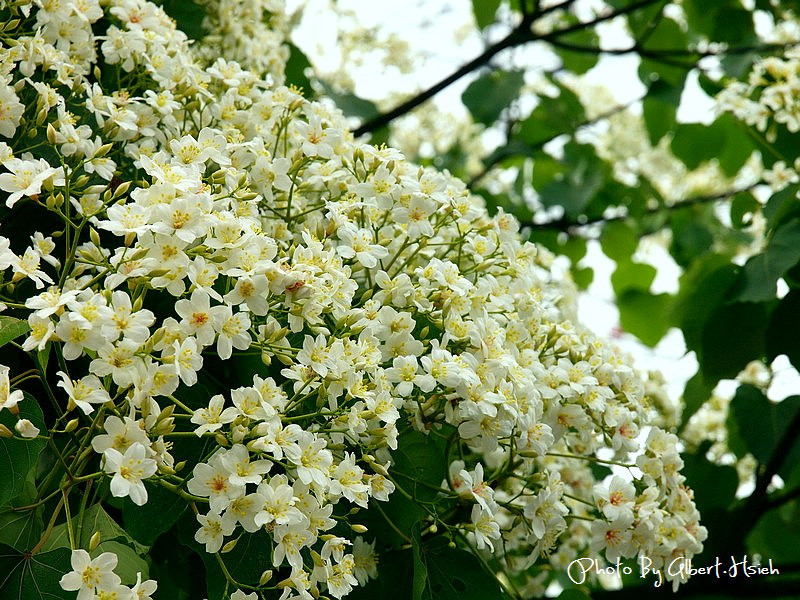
519 185 759 234
547 39 797 59
351 0 664 136
765 483 800 511
740 402 800 531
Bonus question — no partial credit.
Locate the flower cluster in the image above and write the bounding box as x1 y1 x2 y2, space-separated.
0 0 703 597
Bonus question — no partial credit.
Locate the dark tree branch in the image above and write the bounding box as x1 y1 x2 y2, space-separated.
765 483 800 511
519 184 759 234
547 39 797 59
740 403 800 531
351 0 664 136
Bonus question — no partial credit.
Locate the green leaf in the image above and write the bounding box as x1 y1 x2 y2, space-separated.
715 114 756 176
462 70 525 125
0 395 46 507
0 545 72 600
97 540 149 586
700 302 768 380
766 290 800 371
728 385 800 476
669 212 714 268
418 540 506 600
600 221 638 262
122 481 187 546
0 506 43 553
735 219 800 302
611 261 656 295
671 254 738 355
538 143 608 219
622 2 666 38
730 191 759 229
391 430 448 503
684 0 755 44
747 507 800 563
284 43 313 95
517 83 585 146
157 0 206 40
318 81 380 121
554 26 600 74
0 316 29 350
670 122 725 170
642 78 684 146
571 266 593 290
638 17 690 86
681 446 738 515
680 371 714 428
220 529 272 586
763 183 800 228
556 591 591 600
618 290 672 347
471 0 501 30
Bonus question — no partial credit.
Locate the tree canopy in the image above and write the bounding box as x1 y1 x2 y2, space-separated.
1 1 800 599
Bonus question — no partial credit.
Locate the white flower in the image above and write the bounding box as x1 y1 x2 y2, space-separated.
103 442 157 505
15 418 40 438
254 475 305 528
391 194 436 238
0 158 65 208
195 510 236 553
187 454 245 513
594 476 636 522
284 431 333 487
91 415 151 455
131 573 158 600
220 444 271 486
0 84 24 138
89 340 142 387
352 537 378 585
0 365 24 412
273 520 314 570
216 307 251 360
59 549 120 600
336 225 389 268
167 337 203 386
470 505 500 552
224 274 270 315
591 514 635 563
56 371 111 415
191 394 239 436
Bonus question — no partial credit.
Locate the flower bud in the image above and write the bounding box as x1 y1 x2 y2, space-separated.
113 181 132 198
64 418 79 433
259 570 273 586
89 531 101 551
350 524 368 534
221 538 238 553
